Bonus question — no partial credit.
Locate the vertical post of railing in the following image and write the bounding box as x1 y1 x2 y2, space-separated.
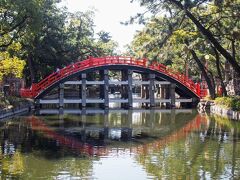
128 70 133 108
143 58 147 67
31 83 37 98
196 83 201 97
81 73 87 108
89 56 93 66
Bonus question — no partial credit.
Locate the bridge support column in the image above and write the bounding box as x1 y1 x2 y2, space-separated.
170 109 176 123
170 83 176 108
166 85 171 109
191 97 199 108
127 109 133 128
59 83 64 110
141 74 148 107
149 74 155 107
150 109 155 129
159 85 164 108
34 99 41 111
100 70 104 108
128 70 133 108
156 84 161 107
104 109 109 139
81 73 87 108
121 70 128 108
104 70 109 108
80 109 86 141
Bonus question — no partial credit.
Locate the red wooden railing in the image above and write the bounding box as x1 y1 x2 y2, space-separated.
20 56 203 98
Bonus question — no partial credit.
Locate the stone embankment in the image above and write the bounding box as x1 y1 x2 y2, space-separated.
197 100 214 113
0 100 33 120
198 99 240 120
210 105 240 120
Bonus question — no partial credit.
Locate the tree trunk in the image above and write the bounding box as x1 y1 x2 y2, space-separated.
208 71 216 93
213 47 227 96
27 53 36 84
169 0 240 76
190 49 216 99
232 39 236 61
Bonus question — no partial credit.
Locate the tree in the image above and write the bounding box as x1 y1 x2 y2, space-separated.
0 0 48 49
129 0 240 97
1 0 119 85
132 0 240 76
97 31 112 43
0 50 25 81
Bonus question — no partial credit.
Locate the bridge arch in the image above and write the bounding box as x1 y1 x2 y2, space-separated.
20 56 202 108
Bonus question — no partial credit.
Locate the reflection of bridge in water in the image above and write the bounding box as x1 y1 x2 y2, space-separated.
27 110 208 156
21 57 204 109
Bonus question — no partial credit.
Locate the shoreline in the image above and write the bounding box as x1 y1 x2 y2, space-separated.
210 104 240 121
0 106 31 119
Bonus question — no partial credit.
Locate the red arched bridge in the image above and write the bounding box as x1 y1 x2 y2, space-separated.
20 56 204 108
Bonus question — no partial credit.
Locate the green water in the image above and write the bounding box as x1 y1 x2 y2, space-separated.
0 109 239 179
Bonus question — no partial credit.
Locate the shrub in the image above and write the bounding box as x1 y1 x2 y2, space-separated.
215 96 240 111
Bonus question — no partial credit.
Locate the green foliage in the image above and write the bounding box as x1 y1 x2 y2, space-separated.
0 93 30 109
1 0 119 84
130 0 240 88
0 44 26 80
215 96 240 111
1 150 24 177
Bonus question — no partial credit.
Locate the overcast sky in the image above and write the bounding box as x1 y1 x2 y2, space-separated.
60 0 145 52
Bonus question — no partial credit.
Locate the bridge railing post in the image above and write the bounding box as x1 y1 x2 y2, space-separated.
196 83 201 97
143 58 147 67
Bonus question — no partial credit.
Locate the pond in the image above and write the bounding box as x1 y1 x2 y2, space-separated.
0 109 239 179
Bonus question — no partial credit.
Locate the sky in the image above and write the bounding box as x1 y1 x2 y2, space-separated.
60 0 145 52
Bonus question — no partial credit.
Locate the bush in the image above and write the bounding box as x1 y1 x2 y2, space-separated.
0 93 29 109
215 96 240 111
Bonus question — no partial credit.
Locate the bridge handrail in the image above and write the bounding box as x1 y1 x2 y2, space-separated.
20 56 201 98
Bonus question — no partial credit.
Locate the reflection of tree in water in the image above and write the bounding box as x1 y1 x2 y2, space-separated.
135 114 240 179
1 110 234 179
21 154 94 179
0 149 24 178
0 117 94 179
